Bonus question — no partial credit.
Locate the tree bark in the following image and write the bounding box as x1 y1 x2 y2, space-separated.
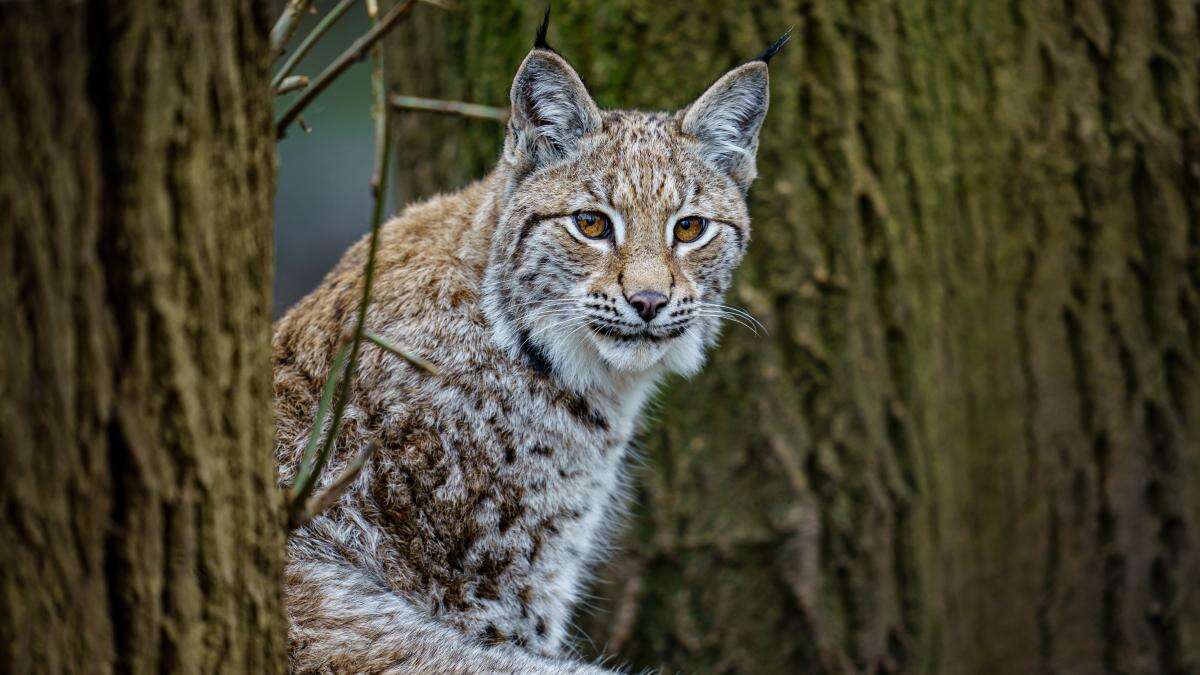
387 1 1200 673
0 2 284 672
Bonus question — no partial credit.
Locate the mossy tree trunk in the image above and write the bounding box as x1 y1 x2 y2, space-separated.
0 2 285 671
387 1 1200 672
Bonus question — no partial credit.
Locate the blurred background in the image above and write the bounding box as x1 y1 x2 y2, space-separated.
275 2 1200 673
275 6 381 314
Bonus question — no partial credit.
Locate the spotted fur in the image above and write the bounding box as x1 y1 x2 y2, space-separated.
275 38 778 674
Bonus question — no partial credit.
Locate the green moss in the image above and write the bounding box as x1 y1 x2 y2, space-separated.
387 1 1200 671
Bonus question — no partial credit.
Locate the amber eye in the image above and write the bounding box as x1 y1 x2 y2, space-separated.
573 211 611 239
673 216 707 244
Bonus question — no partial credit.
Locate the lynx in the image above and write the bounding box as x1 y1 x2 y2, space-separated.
274 16 786 673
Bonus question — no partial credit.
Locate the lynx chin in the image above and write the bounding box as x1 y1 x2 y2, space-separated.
274 17 787 674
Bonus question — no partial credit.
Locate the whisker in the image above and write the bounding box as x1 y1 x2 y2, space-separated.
561 319 595 342
515 297 583 308
533 315 583 337
691 308 755 326
518 301 584 318
539 321 593 352
693 301 767 334
522 307 582 323
700 304 766 334
539 313 594 337
519 299 592 319
694 300 758 320
690 310 759 335
521 316 582 348
506 299 580 317
694 300 761 323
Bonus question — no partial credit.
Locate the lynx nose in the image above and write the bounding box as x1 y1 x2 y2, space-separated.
626 290 668 322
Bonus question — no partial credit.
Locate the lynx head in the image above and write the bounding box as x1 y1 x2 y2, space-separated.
483 23 787 391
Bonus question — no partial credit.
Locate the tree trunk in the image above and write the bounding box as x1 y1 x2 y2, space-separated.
0 2 284 672
388 1 1200 673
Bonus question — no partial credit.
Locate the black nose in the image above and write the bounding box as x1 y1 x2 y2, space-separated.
627 290 668 322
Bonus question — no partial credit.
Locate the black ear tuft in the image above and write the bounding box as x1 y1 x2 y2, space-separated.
534 4 554 52
754 29 792 64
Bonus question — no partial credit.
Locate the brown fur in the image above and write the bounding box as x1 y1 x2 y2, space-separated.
275 42 775 674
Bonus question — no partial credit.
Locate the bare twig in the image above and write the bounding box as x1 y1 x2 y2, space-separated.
287 0 398 526
275 74 310 95
291 440 378 528
275 0 418 139
364 331 438 373
290 337 352 504
374 0 456 12
272 0 358 90
271 0 316 58
389 94 509 123
369 0 388 191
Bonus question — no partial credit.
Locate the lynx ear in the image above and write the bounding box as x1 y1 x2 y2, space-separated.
505 49 601 172
679 33 787 191
679 62 770 191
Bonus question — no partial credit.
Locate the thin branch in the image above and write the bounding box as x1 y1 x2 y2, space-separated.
287 0 397 522
291 440 378 528
272 0 357 90
290 337 352 503
412 0 457 9
369 0 388 192
270 0 315 58
275 0 418 139
275 74 310 95
389 94 509 123
372 0 455 12
364 331 438 373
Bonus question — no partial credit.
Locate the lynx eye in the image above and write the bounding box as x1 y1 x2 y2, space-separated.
573 211 611 240
673 216 707 244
